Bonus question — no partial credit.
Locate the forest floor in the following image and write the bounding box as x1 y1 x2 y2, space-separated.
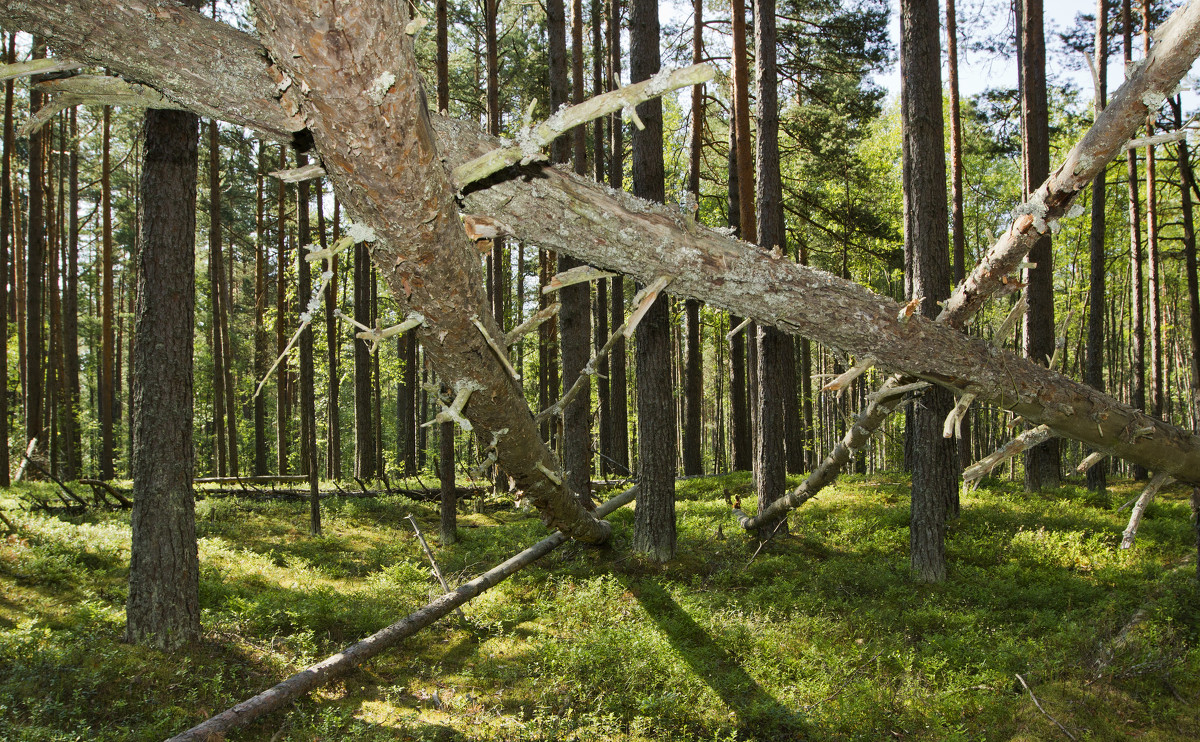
0 471 1198 741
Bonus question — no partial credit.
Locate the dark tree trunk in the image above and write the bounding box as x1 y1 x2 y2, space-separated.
560 0 592 506
26 39 46 459
1086 0 1109 494
275 146 290 474
99 102 114 478
253 146 268 475
1021 0 1060 490
1125 0 1148 480
682 0 704 477
900 0 957 583
630 0 676 561
125 99 200 651
607 0 629 476
946 0 971 473
0 33 13 486
319 187 340 479
753 0 788 538
353 236 375 478
1144 0 1164 422
297 153 320 533
208 121 228 476
548 0 570 164
440 420 456 544
728 117 751 472
436 0 448 113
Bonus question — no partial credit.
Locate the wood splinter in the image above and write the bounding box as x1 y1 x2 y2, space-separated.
821 356 875 394
542 265 617 294
421 382 478 432
505 302 560 346
470 315 520 382
725 316 752 341
622 276 673 339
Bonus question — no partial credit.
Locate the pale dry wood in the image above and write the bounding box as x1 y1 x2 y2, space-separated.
404 513 465 621
1076 451 1108 473
1121 472 1173 548
0 57 81 81
962 425 1054 484
504 302 560 346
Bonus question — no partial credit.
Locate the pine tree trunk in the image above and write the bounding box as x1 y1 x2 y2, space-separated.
1144 0 1164 422
728 109 751 473
297 153 320 533
353 229 375 478
630 0 676 561
321 188 341 479
253 146 268 475
0 33 13 486
440 419 456 544
1125 0 1149 480
208 120 227 476
901 0 956 583
946 0 971 474
1173 97 1200 432
99 102 115 478
125 97 200 651
753 0 789 539
607 0 629 476
1021 0 1061 490
1086 0 1109 494
275 146 290 474
682 0 705 477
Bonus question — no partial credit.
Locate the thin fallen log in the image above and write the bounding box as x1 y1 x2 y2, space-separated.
193 475 311 485
79 478 133 508
0 510 17 534
405 514 465 622
1076 451 1107 473
1120 472 1173 549
21 455 88 509
962 425 1055 485
12 438 38 484
1015 673 1077 741
166 485 638 742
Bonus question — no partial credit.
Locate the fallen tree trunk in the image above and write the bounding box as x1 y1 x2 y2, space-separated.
8 0 1200 490
79 478 133 508
1120 472 1173 549
963 425 1055 485
165 485 638 742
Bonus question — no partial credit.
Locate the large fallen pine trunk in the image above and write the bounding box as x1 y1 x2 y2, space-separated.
165 486 639 742
7 0 1200 497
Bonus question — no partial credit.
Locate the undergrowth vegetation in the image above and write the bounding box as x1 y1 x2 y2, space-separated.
0 473 1197 741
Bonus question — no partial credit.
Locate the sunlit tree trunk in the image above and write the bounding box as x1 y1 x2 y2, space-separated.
1144 0 1164 421
1086 0 1109 494
126 76 201 650
901 0 956 582
631 0 676 561
1124 0 1149 480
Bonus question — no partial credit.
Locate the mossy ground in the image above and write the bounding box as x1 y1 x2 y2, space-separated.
0 473 1197 741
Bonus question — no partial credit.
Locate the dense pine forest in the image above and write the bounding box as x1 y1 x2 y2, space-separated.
0 0 1199 739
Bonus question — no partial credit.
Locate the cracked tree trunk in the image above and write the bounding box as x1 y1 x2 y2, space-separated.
11 0 1200 512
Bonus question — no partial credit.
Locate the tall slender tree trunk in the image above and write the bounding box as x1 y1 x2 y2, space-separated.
682 0 705 477
323 192 341 479
946 0 970 476
26 39 47 461
591 0 610 477
353 225 375 478
253 145 268 475
209 121 228 476
560 0 593 505
1144 0 1164 421
607 0 629 475
297 152 320 533
125 87 201 651
0 33 13 486
754 0 789 538
1021 0 1060 490
630 0 676 561
900 0 956 583
1086 0 1109 494
99 103 115 478
728 119 751 472
1124 0 1148 480
275 146 290 473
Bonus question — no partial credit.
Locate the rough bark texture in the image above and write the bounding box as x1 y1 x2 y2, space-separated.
1021 0 1061 490
754 0 788 539
353 236 374 479
548 0 570 164
1086 0 1109 494
901 0 956 582
728 119 751 472
249 0 609 543
630 0 677 561
440 420 456 544
125 103 200 650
